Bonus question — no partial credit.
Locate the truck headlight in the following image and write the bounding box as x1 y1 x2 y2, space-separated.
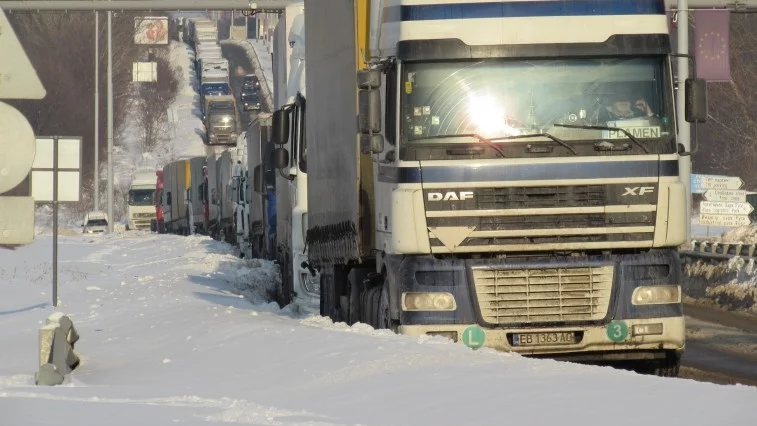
402 292 456 311
631 285 681 305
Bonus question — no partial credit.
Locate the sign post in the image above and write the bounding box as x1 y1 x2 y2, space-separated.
694 175 751 230
32 136 82 308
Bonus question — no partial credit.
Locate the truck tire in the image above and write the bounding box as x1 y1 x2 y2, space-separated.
635 353 680 377
377 283 393 331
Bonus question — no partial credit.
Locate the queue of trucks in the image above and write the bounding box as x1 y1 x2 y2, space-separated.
183 17 240 147
146 0 711 377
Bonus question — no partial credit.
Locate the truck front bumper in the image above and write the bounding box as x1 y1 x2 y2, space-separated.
386 249 685 360
398 317 684 360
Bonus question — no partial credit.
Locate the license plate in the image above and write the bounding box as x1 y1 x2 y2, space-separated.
512 332 576 347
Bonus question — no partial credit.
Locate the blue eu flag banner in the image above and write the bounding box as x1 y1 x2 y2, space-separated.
694 9 731 82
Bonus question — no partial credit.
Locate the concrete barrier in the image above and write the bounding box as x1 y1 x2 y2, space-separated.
35 312 80 386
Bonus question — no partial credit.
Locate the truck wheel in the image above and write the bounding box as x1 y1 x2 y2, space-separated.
635 353 680 377
320 270 337 320
377 283 393 331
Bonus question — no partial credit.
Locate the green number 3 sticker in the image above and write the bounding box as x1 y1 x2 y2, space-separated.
606 320 629 342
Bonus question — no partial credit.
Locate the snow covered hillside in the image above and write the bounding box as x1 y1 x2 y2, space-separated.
0 234 755 426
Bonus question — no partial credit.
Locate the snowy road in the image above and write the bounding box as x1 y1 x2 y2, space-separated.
1 233 755 425
220 41 267 131
680 303 757 385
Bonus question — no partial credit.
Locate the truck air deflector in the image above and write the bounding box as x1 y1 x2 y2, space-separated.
378 159 677 184
385 1 665 23
397 35 670 62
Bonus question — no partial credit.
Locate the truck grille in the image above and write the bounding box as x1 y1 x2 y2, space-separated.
472 265 613 325
134 212 155 218
424 183 657 252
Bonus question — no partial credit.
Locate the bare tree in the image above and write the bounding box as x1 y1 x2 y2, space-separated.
132 50 181 152
5 11 142 189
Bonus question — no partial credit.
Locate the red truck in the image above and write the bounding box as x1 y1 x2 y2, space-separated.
154 170 165 233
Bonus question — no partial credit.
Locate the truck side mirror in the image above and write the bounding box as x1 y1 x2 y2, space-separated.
357 69 384 154
357 69 381 90
360 134 384 155
272 148 289 169
358 89 381 134
685 78 707 123
253 164 265 194
271 109 290 144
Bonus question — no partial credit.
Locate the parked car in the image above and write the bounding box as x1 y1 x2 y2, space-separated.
241 87 261 111
243 74 260 90
82 211 109 234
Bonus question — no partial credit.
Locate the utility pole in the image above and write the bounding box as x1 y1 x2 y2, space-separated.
94 11 100 211
676 0 692 242
107 10 114 232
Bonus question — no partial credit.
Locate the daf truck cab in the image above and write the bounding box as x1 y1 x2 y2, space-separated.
127 170 157 230
280 0 708 377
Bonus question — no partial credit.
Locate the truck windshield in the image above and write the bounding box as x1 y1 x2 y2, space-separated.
128 189 155 206
400 57 674 154
86 219 108 227
210 113 235 124
203 84 230 96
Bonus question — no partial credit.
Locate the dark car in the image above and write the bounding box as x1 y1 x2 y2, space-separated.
243 74 260 90
241 88 261 111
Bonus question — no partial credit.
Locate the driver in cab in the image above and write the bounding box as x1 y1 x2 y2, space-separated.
600 92 656 122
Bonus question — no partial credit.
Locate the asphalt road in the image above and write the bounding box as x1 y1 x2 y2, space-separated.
220 41 269 131
680 303 757 386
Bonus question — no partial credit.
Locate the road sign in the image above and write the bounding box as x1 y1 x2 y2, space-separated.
31 137 82 203
0 7 46 99
0 101 36 193
699 214 752 227
0 196 34 244
703 189 747 202
691 174 744 193
700 201 754 216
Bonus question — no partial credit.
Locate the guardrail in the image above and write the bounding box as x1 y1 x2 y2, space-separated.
680 240 757 261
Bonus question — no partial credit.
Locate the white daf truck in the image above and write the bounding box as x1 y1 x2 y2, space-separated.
270 0 708 376
127 170 157 231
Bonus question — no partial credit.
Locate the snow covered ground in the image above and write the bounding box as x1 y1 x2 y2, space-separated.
1 233 756 426
684 224 757 314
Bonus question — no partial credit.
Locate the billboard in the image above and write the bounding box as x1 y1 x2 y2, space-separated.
134 16 169 45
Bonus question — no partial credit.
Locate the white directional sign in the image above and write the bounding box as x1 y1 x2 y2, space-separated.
694 175 744 191
699 214 752 227
0 7 46 99
700 201 754 216
703 189 747 203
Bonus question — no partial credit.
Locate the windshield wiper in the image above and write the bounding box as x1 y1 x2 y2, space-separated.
489 133 578 155
553 123 649 154
410 134 507 158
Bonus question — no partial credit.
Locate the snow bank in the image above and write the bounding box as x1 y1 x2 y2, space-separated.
1 232 756 425
684 255 757 313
